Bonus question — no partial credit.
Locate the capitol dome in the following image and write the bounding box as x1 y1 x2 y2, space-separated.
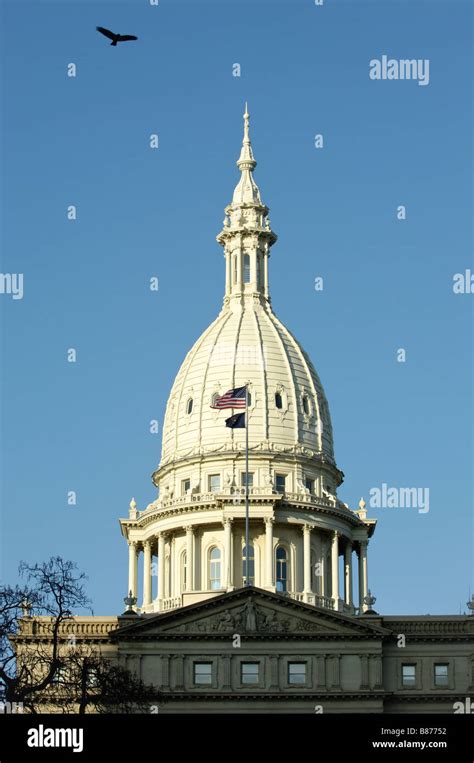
158 103 335 478
121 107 376 617
159 302 335 467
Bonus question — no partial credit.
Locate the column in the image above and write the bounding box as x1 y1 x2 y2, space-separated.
358 540 368 612
317 656 326 688
303 524 312 594
344 540 353 607
160 654 170 689
331 655 341 689
371 654 383 689
174 655 184 689
360 654 369 689
223 518 233 588
250 244 257 287
269 654 279 689
157 533 165 602
222 655 231 691
264 251 269 299
142 539 152 608
225 251 231 296
264 517 274 588
170 536 175 598
127 541 138 599
185 526 194 591
331 531 339 609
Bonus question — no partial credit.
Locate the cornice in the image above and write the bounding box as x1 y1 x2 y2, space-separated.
155 690 389 702
120 495 369 532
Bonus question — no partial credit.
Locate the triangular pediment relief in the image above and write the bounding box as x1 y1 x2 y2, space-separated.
114 588 388 640
156 600 353 635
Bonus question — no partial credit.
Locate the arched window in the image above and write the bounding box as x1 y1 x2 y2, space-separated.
186 398 193 415
276 546 288 592
209 547 221 590
242 544 255 586
302 395 310 415
180 550 188 590
275 392 283 409
243 254 251 283
247 390 252 406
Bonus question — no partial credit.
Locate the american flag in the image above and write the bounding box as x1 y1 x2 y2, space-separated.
211 386 247 410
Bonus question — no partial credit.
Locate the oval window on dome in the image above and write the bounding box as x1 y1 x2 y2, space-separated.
302 395 310 415
275 392 283 409
186 398 193 415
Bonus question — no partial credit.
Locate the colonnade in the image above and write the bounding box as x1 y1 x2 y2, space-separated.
126 520 370 613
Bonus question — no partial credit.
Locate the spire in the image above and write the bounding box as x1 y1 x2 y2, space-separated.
217 105 277 306
232 104 261 205
236 102 257 172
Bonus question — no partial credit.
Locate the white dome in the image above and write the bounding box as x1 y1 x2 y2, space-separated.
159 300 335 468
120 107 376 619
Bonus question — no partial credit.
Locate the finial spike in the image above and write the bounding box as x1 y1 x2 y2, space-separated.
243 103 250 146
237 103 255 172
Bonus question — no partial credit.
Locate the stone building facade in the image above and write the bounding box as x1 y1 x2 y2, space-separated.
16 589 474 713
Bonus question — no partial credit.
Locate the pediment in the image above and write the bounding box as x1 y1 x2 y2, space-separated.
114 588 388 640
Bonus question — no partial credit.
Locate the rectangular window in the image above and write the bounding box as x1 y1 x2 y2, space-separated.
243 254 251 284
208 474 221 493
182 478 190 495
51 665 68 685
241 662 259 685
241 472 254 488
288 662 306 685
305 478 314 494
434 664 449 687
402 664 416 687
275 474 286 494
194 662 212 685
86 667 99 688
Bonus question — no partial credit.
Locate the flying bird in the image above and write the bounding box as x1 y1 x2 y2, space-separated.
96 26 138 46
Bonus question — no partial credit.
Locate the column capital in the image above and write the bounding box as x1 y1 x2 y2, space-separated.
264 516 274 526
302 523 312 535
127 539 138 548
184 525 194 534
143 538 152 548
222 517 234 528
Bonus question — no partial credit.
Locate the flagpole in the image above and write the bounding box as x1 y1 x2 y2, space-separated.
245 384 249 586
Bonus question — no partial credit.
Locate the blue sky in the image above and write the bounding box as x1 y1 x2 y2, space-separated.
1 0 472 615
